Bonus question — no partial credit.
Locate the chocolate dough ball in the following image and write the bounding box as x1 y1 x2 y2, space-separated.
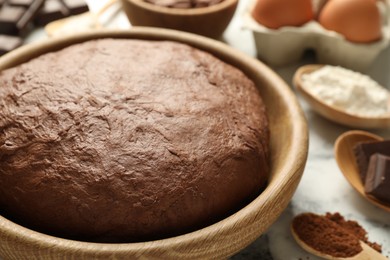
0 39 269 242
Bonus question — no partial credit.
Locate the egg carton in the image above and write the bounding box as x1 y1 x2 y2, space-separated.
242 0 390 71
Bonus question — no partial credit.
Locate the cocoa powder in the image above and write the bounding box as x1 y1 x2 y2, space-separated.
325 212 382 253
292 212 382 258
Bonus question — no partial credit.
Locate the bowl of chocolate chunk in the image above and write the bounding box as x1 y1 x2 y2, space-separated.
0 28 308 259
120 0 237 38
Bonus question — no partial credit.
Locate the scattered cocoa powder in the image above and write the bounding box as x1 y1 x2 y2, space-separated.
292 212 382 258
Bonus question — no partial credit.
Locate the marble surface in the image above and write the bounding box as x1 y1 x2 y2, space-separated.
19 0 390 259
228 2 390 259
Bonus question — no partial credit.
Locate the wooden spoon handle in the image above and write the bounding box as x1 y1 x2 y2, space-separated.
349 242 388 260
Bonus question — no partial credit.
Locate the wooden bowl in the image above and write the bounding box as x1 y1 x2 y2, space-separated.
120 0 238 38
293 64 390 129
0 28 308 259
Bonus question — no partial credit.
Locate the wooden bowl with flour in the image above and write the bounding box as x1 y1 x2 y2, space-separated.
293 64 390 129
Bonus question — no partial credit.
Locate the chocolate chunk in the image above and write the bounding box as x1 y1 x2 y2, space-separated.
8 0 35 7
353 140 390 182
35 0 89 26
34 0 70 25
0 34 22 56
365 153 390 204
0 0 89 56
62 0 88 15
0 5 26 35
17 0 44 35
0 0 44 36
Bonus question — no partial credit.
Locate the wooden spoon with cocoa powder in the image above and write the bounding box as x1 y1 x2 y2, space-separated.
291 213 388 260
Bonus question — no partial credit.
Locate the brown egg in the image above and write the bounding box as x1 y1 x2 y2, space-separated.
251 0 314 29
318 0 382 43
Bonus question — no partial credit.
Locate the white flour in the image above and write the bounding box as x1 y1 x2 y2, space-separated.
301 65 390 117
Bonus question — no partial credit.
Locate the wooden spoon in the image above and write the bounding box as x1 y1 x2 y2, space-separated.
293 64 390 129
334 130 390 212
291 227 388 260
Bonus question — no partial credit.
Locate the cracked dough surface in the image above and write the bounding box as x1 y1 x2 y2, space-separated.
0 39 269 242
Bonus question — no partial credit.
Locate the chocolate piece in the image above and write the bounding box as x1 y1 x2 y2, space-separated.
8 0 35 7
0 0 44 36
62 0 88 15
353 140 390 182
0 34 22 56
365 153 390 204
0 6 26 35
0 0 89 56
34 0 89 26
34 0 70 25
16 0 44 35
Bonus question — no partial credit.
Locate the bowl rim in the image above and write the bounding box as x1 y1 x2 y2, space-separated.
120 0 238 16
0 27 308 257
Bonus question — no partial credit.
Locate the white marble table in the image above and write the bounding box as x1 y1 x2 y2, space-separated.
23 0 390 259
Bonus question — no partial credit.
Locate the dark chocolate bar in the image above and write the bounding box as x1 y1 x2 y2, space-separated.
353 140 390 182
365 153 390 204
0 5 26 34
0 0 44 36
35 0 89 26
8 0 36 7
34 0 70 25
62 0 88 15
0 34 22 56
0 0 89 57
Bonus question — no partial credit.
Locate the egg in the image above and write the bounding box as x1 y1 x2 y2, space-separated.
251 0 314 29
318 0 382 43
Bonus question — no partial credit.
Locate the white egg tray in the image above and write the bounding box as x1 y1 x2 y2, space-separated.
242 0 390 71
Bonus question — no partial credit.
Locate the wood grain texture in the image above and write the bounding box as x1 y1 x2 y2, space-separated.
120 0 237 38
293 64 390 129
0 28 308 259
334 130 390 213
352 243 389 260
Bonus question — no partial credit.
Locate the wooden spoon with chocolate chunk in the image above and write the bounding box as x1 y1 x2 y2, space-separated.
334 130 390 212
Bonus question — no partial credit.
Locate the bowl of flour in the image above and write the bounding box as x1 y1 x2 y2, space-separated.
293 64 390 129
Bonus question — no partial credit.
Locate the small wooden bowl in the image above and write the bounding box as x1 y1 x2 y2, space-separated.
120 0 238 38
0 28 308 259
293 64 390 129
